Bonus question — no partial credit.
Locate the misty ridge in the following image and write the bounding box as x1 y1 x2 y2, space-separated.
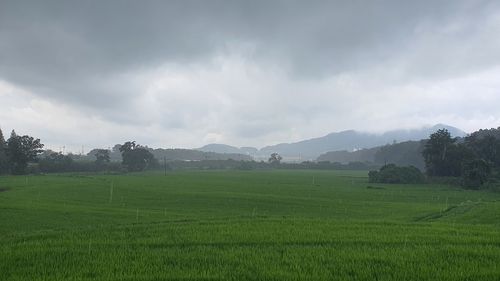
0 122 476 177
35 123 464 164
197 124 466 161
3 121 500 187
17 123 473 175
0 123 466 166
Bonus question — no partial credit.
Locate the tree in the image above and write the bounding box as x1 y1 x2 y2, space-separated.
39 152 74 173
369 164 425 184
465 133 500 167
112 144 122 153
422 129 460 176
6 130 44 174
462 159 491 189
0 128 8 174
119 141 157 172
268 153 282 165
94 149 111 165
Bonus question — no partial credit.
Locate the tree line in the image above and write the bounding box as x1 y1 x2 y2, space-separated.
0 129 44 175
422 128 500 189
3 126 500 188
370 127 500 189
37 141 159 173
0 127 161 175
0 127 379 175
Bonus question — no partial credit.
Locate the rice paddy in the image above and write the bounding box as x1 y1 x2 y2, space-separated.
1 170 500 280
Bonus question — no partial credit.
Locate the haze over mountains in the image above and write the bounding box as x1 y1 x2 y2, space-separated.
197 124 466 161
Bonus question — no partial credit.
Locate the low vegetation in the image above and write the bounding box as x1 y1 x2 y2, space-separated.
1 170 500 280
368 164 425 184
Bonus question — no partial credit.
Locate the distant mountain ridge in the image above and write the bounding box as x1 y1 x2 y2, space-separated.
196 144 258 155
196 124 466 161
317 140 426 170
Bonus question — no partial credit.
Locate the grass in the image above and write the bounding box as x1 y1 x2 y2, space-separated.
1 170 500 280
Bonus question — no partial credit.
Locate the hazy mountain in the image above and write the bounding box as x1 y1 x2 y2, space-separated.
195 124 463 161
197 144 242 154
149 148 252 161
317 148 379 164
240 147 259 155
197 144 259 155
318 140 426 170
258 124 465 160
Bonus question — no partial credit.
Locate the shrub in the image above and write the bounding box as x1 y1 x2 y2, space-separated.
369 164 425 184
462 159 491 189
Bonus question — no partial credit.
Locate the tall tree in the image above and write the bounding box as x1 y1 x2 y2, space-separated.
0 128 8 174
268 153 282 165
422 129 459 176
0 128 4 147
7 130 44 174
94 149 111 165
462 159 491 189
465 131 500 167
119 141 157 172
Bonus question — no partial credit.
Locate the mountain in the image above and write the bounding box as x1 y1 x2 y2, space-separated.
259 124 465 160
317 147 379 164
149 148 252 161
197 144 243 154
197 144 258 155
195 124 465 161
317 140 426 170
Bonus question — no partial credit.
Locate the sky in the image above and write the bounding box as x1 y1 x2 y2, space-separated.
1 0 500 153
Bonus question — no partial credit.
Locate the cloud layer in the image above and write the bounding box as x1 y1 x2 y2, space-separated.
1 0 500 152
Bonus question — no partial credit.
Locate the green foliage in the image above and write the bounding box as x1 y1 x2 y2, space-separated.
94 149 111 165
119 141 158 172
164 159 378 171
369 164 425 184
37 150 122 174
38 152 74 173
465 129 500 167
422 129 465 177
0 128 8 174
6 130 44 175
422 127 500 189
268 152 282 165
462 159 491 189
38 158 122 174
1 170 500 280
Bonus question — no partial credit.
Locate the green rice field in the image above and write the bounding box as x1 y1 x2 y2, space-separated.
1 170 500 280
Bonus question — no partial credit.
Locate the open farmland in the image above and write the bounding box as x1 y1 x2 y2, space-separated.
1 170 500 281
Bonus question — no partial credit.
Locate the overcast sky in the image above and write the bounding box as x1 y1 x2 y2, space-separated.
1 0 500 152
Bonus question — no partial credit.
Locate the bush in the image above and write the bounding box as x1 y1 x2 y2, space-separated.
369 164 425 184
39 152 124 173
462 159 491 189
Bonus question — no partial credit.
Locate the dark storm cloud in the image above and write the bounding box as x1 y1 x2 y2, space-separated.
1 0 500 150
1 0 492 104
